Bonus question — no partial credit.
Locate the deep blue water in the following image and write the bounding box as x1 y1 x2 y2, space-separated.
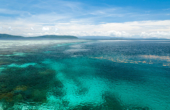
0 40 170 110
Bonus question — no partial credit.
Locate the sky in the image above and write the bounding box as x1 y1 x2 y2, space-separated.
0 0 170 38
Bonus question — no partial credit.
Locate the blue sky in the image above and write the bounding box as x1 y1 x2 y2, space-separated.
0 0 170 38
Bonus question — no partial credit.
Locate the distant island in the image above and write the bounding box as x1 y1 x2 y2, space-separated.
79 36 169 40
0 34 169 40
0 34 78 40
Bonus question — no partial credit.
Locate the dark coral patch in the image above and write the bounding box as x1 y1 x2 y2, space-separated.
0 66 57 103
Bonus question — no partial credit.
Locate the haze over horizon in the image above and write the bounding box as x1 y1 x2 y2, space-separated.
0 0 170 39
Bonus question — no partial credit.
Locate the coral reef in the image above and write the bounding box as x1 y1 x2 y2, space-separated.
0 66 58 104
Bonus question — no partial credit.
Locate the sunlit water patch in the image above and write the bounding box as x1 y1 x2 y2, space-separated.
8 63 36 68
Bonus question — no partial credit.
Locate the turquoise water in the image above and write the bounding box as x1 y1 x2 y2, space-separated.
0 40 170 110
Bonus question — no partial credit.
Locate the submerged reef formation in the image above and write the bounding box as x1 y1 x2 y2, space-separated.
0 64 151 110
0 60 11 66
0 65 62 107
69 93 151 110
1 40 168 109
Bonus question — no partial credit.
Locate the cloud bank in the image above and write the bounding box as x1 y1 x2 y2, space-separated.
0 0 170 38
0 19 170 38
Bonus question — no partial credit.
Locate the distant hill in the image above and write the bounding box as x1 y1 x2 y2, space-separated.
33 35 77 39
0 34 78 40
0 34 168 40
0 34 23 39
79 36 168 40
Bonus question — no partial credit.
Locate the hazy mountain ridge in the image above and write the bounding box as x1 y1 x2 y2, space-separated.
0 34 169 40
0 34 23 39
79 36 169 40
0 34 77 39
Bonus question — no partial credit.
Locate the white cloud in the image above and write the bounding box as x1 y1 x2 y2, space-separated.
31 27 34 30
8 27 13 31
109 31 131 37
0 18 170 39
42 27 50 31
140 31 170 38
55 28 58 31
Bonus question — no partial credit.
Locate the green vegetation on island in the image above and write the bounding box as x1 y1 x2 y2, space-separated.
0 34 77 40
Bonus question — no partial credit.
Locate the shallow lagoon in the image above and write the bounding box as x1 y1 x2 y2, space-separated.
0 40 170 110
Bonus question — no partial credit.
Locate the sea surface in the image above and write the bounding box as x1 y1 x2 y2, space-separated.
0 40 170 110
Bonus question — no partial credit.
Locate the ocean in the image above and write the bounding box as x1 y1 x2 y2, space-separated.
0 40 170 110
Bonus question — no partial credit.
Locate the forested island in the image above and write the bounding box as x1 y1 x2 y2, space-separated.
0 34 77 40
